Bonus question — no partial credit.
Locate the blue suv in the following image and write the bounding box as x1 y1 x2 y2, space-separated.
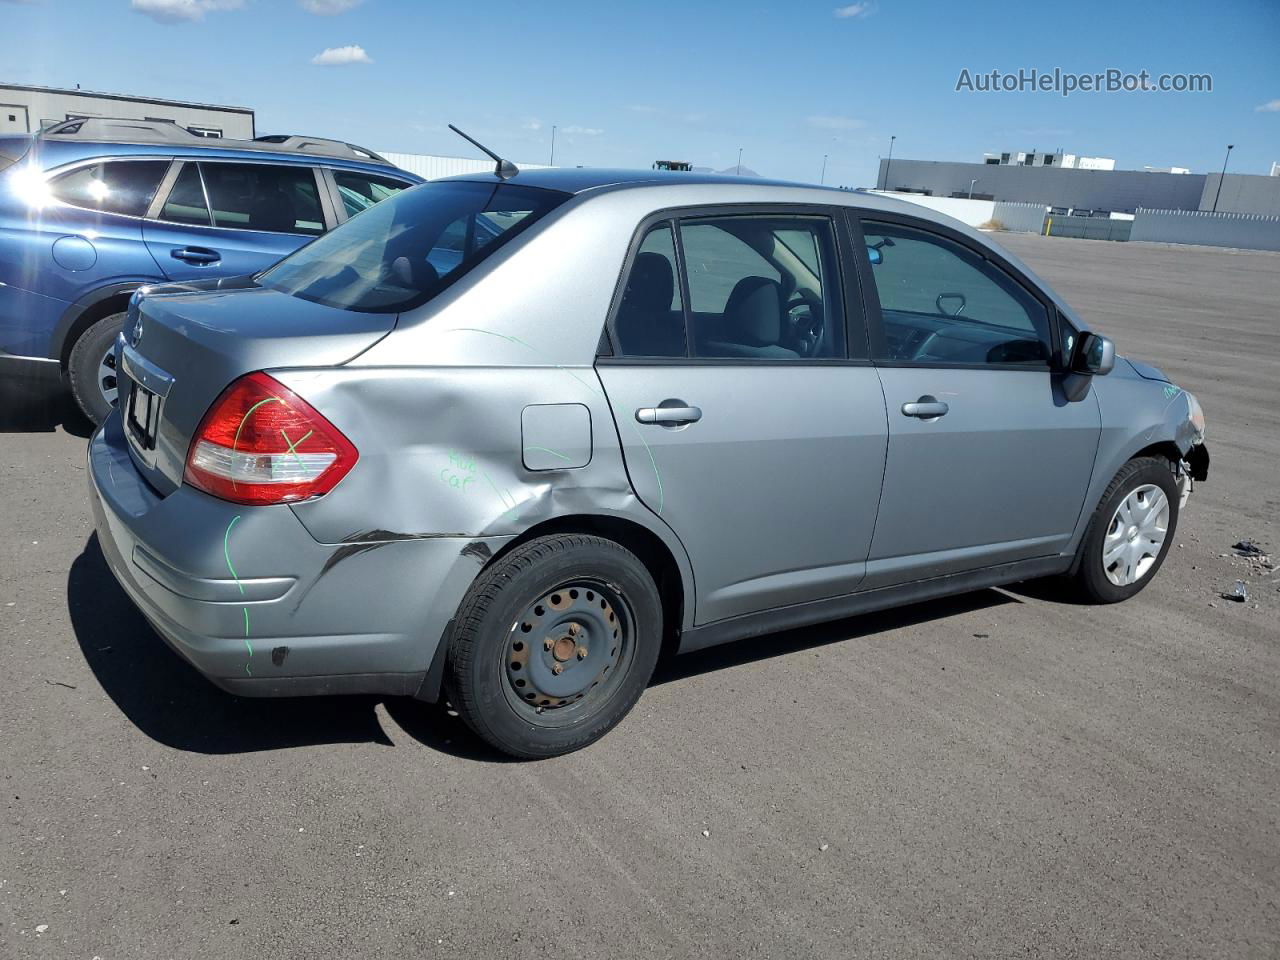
0 117 421 423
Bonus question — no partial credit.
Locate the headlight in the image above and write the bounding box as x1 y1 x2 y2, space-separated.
1186 392 1206 444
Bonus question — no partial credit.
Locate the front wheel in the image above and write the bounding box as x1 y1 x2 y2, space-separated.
445 534 663 759
1069 456 1180 603
68 312 126 426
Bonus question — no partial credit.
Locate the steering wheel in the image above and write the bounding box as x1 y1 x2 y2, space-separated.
785 291 825 357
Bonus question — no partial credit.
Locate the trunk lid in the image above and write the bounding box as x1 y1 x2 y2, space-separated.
119 277 394 494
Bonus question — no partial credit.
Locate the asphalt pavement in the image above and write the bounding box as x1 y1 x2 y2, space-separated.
2 233 1277 959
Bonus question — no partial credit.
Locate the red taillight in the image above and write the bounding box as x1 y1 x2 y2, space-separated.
183 372 358 506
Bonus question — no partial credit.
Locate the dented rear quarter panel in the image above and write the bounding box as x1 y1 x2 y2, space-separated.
274 364 698 631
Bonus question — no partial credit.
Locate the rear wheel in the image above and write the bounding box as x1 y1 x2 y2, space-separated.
1068 456 1179 603
68 312 126 426
445 534 662 759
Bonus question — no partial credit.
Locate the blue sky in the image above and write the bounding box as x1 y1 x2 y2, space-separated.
3 0 1278 185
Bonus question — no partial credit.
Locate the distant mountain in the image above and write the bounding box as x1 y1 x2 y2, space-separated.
714 165 761 178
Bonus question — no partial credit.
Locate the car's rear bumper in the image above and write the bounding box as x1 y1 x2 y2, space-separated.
87 411 502 698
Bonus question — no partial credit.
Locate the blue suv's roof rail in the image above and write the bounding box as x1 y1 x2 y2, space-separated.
39 117 394 167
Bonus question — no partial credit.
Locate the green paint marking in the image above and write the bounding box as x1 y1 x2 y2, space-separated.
243 621 253 676
233 397 280 452
523 445 573 462
451 327 661 513
627 421 664 514
223 515 244 595
229 396 281 490
280 428 313 465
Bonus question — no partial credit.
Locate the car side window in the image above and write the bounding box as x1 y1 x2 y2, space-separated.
159 162 211 226
199 162 325 235
862 220 1052 366
49 160 169 217
333 170 412 218
613 222 687 358
680 216 844 360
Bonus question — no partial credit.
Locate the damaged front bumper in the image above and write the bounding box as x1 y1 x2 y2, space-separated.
1176 443 1210 507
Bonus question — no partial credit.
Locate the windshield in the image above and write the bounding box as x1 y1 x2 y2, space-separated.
259 180 569 313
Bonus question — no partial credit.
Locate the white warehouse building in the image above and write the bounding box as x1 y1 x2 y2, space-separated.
0 82 254 139
983 149 1116 171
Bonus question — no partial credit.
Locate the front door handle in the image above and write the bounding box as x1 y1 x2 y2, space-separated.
901 396 949 419
171 246 221 265
636 401 702 426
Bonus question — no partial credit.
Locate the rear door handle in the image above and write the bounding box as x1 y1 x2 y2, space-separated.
171 246 221 265
636 402 702 425
901 396 949 419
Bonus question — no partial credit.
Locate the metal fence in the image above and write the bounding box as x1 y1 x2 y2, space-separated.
992 201 1049 234
1042 215 1133 242
1130 209 1280 252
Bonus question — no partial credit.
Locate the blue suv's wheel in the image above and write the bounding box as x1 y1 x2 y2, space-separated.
68 312 126 425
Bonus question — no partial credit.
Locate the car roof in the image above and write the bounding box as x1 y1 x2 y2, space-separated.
29 136 423 179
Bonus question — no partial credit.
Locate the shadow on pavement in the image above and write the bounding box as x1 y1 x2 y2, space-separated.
651 589 1019 686
68 535 396 754
70 531 1021 759
0 367 94 438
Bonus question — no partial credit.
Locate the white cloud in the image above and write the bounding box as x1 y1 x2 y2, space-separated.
311 44 373 65
629 104 659 114
130 0 241 23
1256 99 1280 113
299 0 363 13
562 125 603 136
522 118 542 131
807 114 864 131
833 2 875 18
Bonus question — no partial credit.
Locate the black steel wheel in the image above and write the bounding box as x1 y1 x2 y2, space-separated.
445 534 663 758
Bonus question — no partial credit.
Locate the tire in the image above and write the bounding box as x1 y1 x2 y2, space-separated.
1068 456 1180 604
445 534 663 759
68 312 126 426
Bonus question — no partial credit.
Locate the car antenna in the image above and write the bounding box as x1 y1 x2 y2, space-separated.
448 124 519 180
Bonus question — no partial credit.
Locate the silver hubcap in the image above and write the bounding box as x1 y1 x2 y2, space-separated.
98 347 119 407
1102 483 1169 586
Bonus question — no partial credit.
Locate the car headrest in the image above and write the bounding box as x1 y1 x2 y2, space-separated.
724 276 783 346
622 252 674 314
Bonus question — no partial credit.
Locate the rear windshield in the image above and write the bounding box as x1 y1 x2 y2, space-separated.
259 179 569 313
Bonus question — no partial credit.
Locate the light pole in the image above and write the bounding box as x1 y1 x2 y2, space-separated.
549 125 557 166
736 147 743 175
1210 143 1234 213
969 178 979 199
883 134 896 190
820 154 828 185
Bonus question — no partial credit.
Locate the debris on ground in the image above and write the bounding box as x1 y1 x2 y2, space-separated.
1221 580 1249 603
973 633 990 639
701 829 710 838
42 679 76 690
1232 540 1267 558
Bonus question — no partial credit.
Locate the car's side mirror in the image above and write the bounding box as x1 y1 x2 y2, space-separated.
1072 332 1115 376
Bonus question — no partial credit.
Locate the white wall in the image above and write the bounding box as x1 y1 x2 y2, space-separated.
380 151 550 180
867 190 997 226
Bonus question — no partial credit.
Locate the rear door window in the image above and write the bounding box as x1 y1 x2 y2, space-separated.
613 221 687 358
333 170 412 217
50 159 169 216
158 162 211 226
199 162 325 235
679 216 845 360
